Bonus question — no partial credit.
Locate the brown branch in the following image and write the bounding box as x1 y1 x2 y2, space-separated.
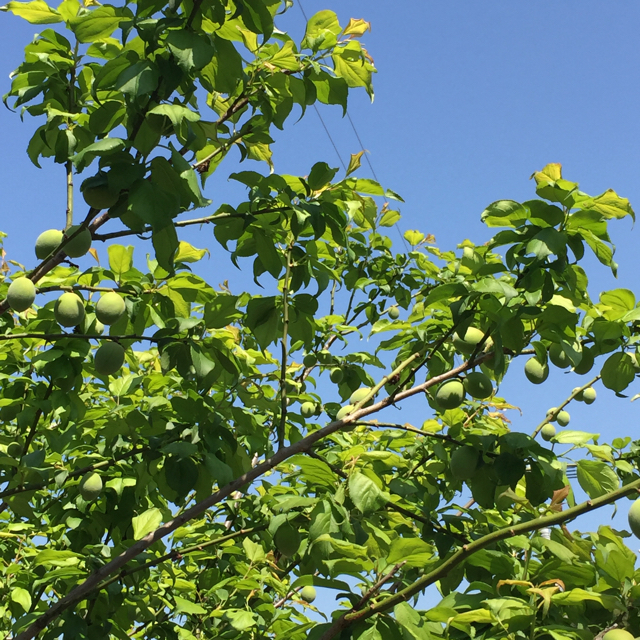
15 353 439 640
21 382 54 456
0 333 184 344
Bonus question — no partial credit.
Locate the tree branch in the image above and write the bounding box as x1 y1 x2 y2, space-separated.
317 477 640 640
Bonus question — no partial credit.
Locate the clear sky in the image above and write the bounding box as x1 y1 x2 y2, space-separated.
1 0 640 612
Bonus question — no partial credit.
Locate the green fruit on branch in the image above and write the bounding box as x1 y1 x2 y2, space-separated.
524 358 549 384
546 407 558 421
450 446 480 480
94 342 125 376
302 353 316 368
329 368 343 383
300 586 316 603
573 347 595 375
452 327 485 355
349 387 372 405
81 173 120 210
435 379 466 410
336 405 354 421
628 497 640 539
582 387 596 404
7 277 36 312
572 387 584 401
63 225 92 258
556 410 570 427
35 229 63 260
540 424 556 442
7 442 23 458
463 372 493 399
54 292 85 327
388 306 400 320
549 344 571 369
300 402 316 418
274 523 300 557
95 291 126 325
603 630 635 640
79 472 103 501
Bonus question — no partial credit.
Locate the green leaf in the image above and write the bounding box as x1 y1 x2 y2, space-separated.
152 224 179 274
245 296 279 350
69 6 132 42
165 456 199 496
34 550 80 567
601 352 635 392
1 0 62 24
481 200 528 228
132 507 163 540
11 587 32 613
552 588 620 610
303 10 341 50
107 244 133 279
583 189 635 221
387 537 433 567
148 104 200 129
175 241 208 264
307 162 338 191
224 609 256 631
174 596 207 615
576 460 618 499
348 472 389 514
166 30 214 70
71 138 125 171
115 61 159 97
243 538 266 563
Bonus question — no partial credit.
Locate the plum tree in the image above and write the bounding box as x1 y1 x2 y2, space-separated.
1 2 640 640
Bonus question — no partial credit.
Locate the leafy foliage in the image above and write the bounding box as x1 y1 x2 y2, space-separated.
1 2 640 640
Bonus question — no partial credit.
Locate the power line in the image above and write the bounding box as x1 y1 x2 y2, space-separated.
313 105 347 172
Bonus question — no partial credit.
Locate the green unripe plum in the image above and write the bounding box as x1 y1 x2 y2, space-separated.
300 402 316 418
7 278 36 312
435 380 466 410
95 291 126 325
603 630 635 640
463 372 493 399
300 586 316 603
556 410 570 427
79 472 103 501
81 173 120 210
628 497 640 539
572 387 584 401
388 306 400 320
94 342 125 376
7 442 23 458
274 523 300 557
549 344 571 369
582 387 596 404
540 424 556 442
546 407 558 421
452 327 485 355
349 387 372 405
63 225 92 258
329 368 343 384
54 292 85 327
524 358 549 384
303 353 316 368
573 347 595 375
450 446 480 481
35 229 63 260
336 405 354 421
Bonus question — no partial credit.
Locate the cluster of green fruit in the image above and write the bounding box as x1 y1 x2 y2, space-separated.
6 275 128 376
434 372 494 411
452 327 492 356
335 387 375 421
540 387 596 442
524 343 597 385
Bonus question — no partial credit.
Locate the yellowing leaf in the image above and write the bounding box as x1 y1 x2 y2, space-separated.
345 150 364 177
343 18 371 37
1 0 62 23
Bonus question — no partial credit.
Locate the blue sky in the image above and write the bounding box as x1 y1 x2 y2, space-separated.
1 0 640 614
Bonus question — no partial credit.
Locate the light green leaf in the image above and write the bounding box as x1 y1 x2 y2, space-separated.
34 550 80 567
148 104 200 129
173 596 207 615
601 352 635 392
243 538 266 563
332 41 375 97
552 588 620 610
107 244 133 279
11 587 32 613
1 0 62 24
348 472 389 514
69 6 132 43
576 460 618 499
387 537 433 567
175 241 208 264
224 609 256 631
132 507 162 540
